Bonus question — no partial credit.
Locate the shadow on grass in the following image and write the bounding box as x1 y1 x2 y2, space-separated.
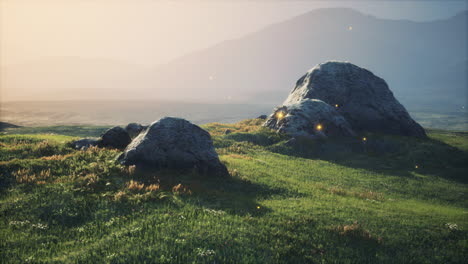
267 134 468 184
218 129 468 184
130 167 297 217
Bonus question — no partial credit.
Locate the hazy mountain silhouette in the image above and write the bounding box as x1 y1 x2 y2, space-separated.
2 8 467 110
147 8 467 109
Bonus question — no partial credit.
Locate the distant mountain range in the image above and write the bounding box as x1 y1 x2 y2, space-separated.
2 8 467 111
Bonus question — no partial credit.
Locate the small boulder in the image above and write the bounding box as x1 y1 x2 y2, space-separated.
257 115 267 120
99 126 131 149
264 99 356 138
118 117 228 176
224 129 233 135
72 138 98 150
125 123 146 138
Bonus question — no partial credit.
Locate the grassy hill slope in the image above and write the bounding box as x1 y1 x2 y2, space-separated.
1 119 467 263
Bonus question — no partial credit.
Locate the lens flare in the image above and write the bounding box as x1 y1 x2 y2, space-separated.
276 111 285 120
316 124 323 131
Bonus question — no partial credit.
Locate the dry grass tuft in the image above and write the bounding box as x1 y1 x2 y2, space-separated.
114 191 127 202
356 191 384 201
127 165 136 176
339 221 372 239
14 168 51 184
127 180 145 191
334 221 382 243
145 184 160 192
83 173 99 185
41 153 75 161
172 183 192 195
229 169 240 177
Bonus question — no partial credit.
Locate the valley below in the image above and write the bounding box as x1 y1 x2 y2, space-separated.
1 100 467 131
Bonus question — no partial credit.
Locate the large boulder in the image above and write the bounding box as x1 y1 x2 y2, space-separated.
99 126 131 149
118 117 228 176
283 61 426 138
264 99 355 138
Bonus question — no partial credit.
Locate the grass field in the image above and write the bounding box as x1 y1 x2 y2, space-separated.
1 119 467 263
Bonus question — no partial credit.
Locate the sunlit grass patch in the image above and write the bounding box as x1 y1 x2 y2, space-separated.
328 186 385 201
224 153 254 161
203 118 265 136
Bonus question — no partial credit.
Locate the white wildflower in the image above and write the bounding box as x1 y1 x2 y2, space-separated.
9 220 30 227
446 223 459 231
105 218 116 226
203 208 226 216
196 248 216 257
175 238 186 244
31 223 48 230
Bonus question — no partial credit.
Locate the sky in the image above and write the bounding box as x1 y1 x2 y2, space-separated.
1 0 467 67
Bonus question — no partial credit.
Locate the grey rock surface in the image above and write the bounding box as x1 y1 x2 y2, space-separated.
283 61 426 137
125 123 146 138
72 138 98 150
224 129 232 135
99 126 131 149
118 117 228 176
264 99 356 138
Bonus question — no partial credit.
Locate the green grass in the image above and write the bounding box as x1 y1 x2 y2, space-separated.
1 119 467 263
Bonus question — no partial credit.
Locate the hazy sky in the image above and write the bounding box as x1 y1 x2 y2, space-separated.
1 0 467 67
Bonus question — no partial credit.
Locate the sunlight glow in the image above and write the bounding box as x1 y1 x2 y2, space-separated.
276 111 285 120
316 124 323 131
